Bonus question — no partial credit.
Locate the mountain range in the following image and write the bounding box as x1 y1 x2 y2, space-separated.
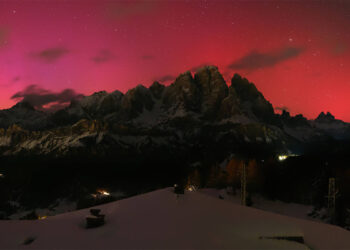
0 65 349 158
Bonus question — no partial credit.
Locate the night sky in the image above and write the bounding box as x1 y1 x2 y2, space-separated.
0 1 349 120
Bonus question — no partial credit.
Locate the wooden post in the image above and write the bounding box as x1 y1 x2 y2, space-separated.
326 177 338 223
241 161 247 206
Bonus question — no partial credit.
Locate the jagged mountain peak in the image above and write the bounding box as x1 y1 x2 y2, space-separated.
11 101 36 111
0 101 49 130
125 84 151 96
193 65 229 118
231 73 261 100
194 65 226 89
281 110 291 118
1 66 350 157
92 90 108 96
111 90 123 96
1 66 349 142
230 73 275 122
171 70 196 91
135 84 148 90
149 81 165 99
150 81 163 88
121 84 154 118
316 111 335 122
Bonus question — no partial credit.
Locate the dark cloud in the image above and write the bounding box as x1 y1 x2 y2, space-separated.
0 27 8 47
92 49 116 63
275 106 290 113
155 75 176 83
0 76 20 88
141 55 155 60
321 34 348 56
11 85 84 110
228 47 304 71
332 42 347 56
105 1 158 19
32 47 69 63
12 76 20 82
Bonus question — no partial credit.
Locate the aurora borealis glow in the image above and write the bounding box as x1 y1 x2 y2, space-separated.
0 1 349 120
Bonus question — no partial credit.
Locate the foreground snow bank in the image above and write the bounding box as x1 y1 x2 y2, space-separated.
0 188 349 249
200 188 321 223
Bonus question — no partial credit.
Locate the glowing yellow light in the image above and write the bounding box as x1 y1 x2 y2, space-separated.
96 189 111 196
186 185 196 192
278 155 288 161
38 215 48 220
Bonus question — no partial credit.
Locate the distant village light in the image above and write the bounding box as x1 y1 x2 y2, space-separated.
38 215 48 220
278 155 288 161
97 189 110 196
101 191 110 196
93 189 111 198
186 185 196 192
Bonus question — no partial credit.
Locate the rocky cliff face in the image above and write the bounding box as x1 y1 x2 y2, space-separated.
0 65 349 157
0 101 49 130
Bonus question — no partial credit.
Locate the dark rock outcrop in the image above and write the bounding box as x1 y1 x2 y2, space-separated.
230 74 275 122
316 112 336 123
194 66 228 118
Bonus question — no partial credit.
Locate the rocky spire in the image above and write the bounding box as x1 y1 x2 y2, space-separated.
316 112 335 122
230 73 275 122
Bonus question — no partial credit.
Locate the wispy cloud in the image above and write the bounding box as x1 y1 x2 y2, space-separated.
228 47 304 71
189 63 213 72
141 55 155 60
0 76 21 88
155 75 176 83
92 49 116 63
275 106 290 113
0 27 8 47
332 41 347 56
12 76 20 82
32 47 69 63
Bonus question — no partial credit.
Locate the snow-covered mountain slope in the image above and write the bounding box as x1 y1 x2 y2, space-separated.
0 102 49 130
0 188 349 249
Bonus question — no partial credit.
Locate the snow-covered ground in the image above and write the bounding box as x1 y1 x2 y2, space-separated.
200 188 324 223
7 190 126 220
8 199 77 220
1 188 350 249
